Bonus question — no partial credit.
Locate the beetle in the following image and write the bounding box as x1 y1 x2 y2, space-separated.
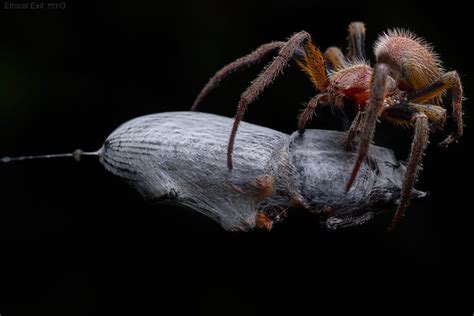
2 111 423 231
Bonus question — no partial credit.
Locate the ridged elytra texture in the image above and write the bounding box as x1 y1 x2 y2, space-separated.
99 111 420 231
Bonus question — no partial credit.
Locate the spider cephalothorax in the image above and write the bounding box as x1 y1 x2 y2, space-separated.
191 22 464 230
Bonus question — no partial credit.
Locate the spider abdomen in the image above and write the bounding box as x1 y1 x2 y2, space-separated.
374 29 444 95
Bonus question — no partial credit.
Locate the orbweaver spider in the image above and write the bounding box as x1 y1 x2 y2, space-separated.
191 22 464 230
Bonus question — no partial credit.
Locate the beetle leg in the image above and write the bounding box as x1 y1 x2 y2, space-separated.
255 212 274 231
154 189 178 202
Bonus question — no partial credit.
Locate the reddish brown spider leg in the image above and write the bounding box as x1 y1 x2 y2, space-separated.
190 41 285 111
347 22 366 60
410 103 447 131
345 63 389 192
324 47 347 71
407 71 464 147
388 113 429 232
227 31 327 170
297 93 328 134
342 110 363 151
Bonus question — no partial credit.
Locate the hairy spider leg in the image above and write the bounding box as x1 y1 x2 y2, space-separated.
345 63 389 191
342 110 364 150
410 103 447 131
407 71 464 147
381 102 446 229
382 102 446 128
227 31 326 170
297 93 329 133
324 47 347 71
345 99 445 230
347 22 366 60
388 112 429 231
191 41 285 111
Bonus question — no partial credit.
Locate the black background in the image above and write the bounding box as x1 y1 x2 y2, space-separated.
1 1 473 315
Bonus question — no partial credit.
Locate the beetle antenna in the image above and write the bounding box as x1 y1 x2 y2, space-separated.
1 148 101 163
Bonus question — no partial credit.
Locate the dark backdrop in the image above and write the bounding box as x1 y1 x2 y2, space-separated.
1 1 472 315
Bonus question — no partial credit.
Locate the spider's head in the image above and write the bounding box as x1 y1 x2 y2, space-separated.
328 63 398 107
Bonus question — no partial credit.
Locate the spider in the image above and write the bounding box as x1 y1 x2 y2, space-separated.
191 22 464 230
